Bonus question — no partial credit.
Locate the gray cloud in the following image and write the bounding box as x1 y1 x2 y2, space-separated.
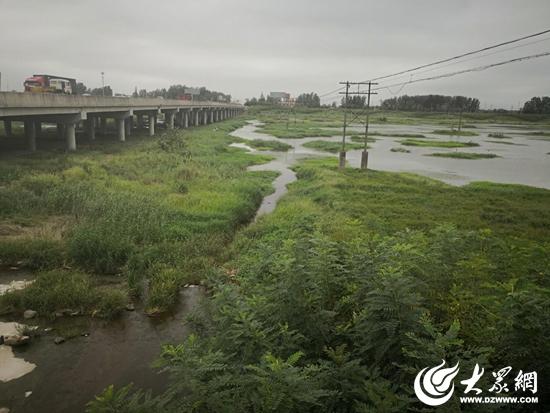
1 0 549 107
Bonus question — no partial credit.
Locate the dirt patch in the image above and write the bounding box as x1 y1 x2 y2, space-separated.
0 216 73 241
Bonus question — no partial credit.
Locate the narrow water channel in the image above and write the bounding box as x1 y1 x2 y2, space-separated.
0 272 203 413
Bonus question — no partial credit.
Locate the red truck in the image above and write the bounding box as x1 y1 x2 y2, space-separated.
24 74 77 94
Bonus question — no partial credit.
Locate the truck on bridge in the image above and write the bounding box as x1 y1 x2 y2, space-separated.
24 74 77 94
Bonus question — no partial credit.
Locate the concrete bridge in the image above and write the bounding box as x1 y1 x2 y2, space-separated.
0 92 244 151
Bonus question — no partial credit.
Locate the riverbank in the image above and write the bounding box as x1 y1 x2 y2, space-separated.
87 112 550 412
0 120 277 412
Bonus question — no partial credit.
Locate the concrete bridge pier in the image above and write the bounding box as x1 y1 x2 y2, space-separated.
137 114 144 130
148 114 155 136
3 120 12 137
86 118 96 140
194 110 199 126
203 110 208 125
66 122 77 151
24 120 37 151
183 110 189 128
209 109 214 124
116 118 125 142
165 110 176 129
124 117 131 138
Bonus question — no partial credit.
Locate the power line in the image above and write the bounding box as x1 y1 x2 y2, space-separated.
319 28 550 99
376 35 550 88
370 51 550 92
364 28 550 83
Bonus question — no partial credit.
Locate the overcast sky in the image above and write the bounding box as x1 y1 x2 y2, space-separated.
1 0 549 108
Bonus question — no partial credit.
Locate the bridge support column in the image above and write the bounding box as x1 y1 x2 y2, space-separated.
203 110 208 125
194 110 199 126
116 118 125 142
125 117 131 137
25 120 36 152
183 111 189 128
3 120 12 137
148 115 155 136
66 122 76 151
209 109 214 124
86 119 96 140
166 111 175 129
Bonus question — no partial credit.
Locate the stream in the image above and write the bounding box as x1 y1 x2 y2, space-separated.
0 268 203 413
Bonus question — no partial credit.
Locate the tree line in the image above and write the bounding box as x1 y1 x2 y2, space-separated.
381 94 480 112
73 82 230 101
522 96 550 114
245 92 321 107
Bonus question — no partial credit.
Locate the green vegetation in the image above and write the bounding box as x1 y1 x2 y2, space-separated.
524 131 550 140
486 140 525 146
90 157 550 412
349 134 377 143
433 129 479 136
390 147 411 153
427 152 500 159
0 270 125 319
488 132 512 139
302 140 365 153
367 132 426 138
400 138 479 148
0 119 276 315
244 139 292 151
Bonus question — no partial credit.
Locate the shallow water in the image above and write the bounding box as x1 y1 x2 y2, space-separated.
231 121 550 213
0 286 203 413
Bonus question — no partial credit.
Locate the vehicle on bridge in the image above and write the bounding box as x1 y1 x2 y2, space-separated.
24 74 77 94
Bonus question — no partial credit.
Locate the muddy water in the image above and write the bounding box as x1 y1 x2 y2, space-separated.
0 274 203 413
231 121 550 206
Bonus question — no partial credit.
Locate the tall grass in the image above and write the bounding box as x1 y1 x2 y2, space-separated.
0 119 276 313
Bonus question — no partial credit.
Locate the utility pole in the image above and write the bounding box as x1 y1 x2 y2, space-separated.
101 72 105 97
338 81 350 169
361 81 378 170
338 81 371 169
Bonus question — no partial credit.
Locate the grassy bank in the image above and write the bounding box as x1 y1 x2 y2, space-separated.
302 140 365 153
91 155 550 411
400 138 479 148
0 119 276 316
427 152 500 159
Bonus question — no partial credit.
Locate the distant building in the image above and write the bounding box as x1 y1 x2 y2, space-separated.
269 92 291 105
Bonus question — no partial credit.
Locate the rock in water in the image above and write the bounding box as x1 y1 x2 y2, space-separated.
54 337 65 345
23 310 37 319
125 303 135 311
4 335 30 347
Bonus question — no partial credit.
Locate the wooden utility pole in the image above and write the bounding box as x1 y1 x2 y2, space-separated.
339 81 350 169
338 81 372 169
361 81 378 170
